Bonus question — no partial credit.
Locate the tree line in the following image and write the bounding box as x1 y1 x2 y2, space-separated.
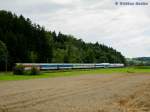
0 10 126 71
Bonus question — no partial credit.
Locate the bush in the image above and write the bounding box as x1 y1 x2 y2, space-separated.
30 66 40 75
13 65 25 75
134 66 150 69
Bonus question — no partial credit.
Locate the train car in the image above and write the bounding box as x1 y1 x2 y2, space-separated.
95 63 110 68
40 63 58 70
109 63 124 68
16 63 40 70
57 64 73 69
76 64 95 69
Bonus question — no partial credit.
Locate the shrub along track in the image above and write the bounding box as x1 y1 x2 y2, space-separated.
0 73 150 112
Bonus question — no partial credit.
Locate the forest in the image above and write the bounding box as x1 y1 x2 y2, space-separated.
0 10 126 71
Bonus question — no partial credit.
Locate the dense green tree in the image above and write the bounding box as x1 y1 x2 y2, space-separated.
0 40 8 70
0 40 7 60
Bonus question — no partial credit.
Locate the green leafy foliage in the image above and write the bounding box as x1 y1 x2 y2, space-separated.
30 67 40 75
0 40 8 71
13 64 25 75
127 57 150 66
0 40 7 60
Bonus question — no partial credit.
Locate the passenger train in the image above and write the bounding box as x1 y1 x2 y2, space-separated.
16 63 124 70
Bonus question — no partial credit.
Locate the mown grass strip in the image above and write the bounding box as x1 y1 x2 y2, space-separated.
0 67 150 81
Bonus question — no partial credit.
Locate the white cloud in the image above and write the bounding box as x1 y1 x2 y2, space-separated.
0 0 150 57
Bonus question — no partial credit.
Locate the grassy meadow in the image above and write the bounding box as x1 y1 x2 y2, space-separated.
0 66 150 81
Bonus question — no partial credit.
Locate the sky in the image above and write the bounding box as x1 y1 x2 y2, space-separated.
0 0 150 58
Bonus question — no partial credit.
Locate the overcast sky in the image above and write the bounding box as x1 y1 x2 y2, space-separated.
0 0 150 58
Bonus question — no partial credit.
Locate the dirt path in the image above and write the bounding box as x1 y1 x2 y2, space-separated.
0 73 150 112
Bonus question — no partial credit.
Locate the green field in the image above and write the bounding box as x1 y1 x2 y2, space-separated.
0 67 150 81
